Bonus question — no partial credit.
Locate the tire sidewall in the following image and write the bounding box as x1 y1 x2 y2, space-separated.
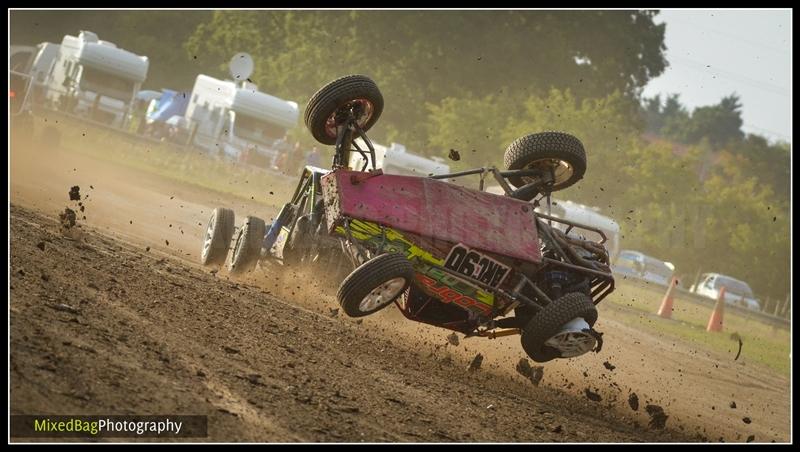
229 217 265 274
201 208 234 266
338 253 414 318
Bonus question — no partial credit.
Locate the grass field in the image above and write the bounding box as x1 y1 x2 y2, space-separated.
604 280 790 375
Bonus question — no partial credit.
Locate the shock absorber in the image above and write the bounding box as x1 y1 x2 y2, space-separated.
541 270 571 300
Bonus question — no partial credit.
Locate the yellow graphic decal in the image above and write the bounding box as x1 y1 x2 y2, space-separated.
335 219 494 307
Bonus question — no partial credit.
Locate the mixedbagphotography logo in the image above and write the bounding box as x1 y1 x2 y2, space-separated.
10 415 207 438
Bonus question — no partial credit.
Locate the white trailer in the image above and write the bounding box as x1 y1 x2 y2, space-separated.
184 74 299 163
44 30 149 127
349 140 451 176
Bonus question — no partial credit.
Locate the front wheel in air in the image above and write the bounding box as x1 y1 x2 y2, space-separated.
229 216 267 275
200 207 235 266
304 74 384 145
337 252 414 318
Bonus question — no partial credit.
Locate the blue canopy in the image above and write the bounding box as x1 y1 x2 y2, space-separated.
147 89 190 123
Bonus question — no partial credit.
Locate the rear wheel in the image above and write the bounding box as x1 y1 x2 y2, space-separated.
305 75 384 145
504 132 587 191
200 207 235 266
337 253 414 317
229 216 267 275
521 292 598 363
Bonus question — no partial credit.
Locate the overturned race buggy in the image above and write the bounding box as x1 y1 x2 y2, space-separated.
201 75 615 363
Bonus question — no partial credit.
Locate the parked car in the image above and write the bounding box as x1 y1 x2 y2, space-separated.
612 250 674 287
690 273 761 311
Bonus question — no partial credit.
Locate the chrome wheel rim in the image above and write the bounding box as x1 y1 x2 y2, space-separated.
201 211 217 260
544 317 596 358
358 277 406 312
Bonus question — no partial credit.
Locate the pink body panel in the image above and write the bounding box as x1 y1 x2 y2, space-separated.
322 170 541 264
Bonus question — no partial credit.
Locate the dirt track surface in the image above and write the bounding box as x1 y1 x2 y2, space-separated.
11 204 689 442
9 125 790 443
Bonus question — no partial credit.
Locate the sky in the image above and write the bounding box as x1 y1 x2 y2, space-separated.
641 9 792 144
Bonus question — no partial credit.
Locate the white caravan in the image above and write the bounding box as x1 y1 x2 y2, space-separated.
45 31 149 127
349 140 451 176
184 75 299 162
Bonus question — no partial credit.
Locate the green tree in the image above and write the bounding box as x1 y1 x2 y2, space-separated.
184 10 668 149
684 94 745 148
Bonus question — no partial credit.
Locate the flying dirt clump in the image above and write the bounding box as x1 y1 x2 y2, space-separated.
515 358 544 386
466 353 483 372
448 149 461 161
645 404 668 429
69 185 81 201
585 388 602 402
59 208 77 231
446 332 460 346
628 392 640 411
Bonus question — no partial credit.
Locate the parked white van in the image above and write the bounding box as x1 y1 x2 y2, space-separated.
44 31 149 127
611 250 674 287
690 273 761 311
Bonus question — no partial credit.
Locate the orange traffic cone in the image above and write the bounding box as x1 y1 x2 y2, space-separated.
657 277 678 319
706 286 726 332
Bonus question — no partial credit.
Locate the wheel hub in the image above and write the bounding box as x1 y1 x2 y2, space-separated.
522 158 574 186
544 317 596 358
324 99 375 138
359 277 406 312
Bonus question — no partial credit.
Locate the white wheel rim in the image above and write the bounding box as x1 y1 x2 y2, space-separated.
544 317 596 358
358 277 406 312
201 211 217 260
